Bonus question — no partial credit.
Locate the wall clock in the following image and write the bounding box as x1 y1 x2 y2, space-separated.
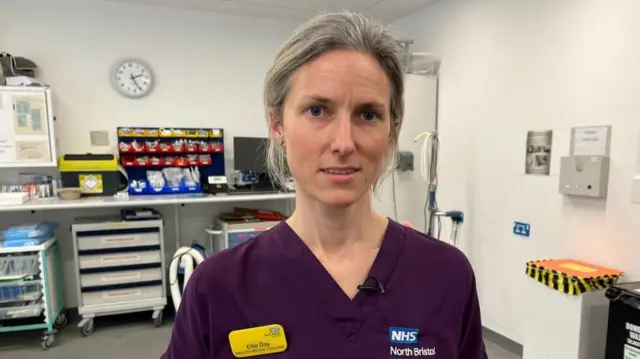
111 59 154 99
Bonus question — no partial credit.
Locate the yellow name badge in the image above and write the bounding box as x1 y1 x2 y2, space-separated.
229 324 288 358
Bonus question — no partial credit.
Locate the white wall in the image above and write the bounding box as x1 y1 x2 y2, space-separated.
2 0 300 307
393 0 640 343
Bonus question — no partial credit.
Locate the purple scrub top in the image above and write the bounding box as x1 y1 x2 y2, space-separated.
162 220 485 359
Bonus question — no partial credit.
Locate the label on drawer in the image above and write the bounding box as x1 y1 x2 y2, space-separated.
101 272 142 282
8 308 34 315
101 254 141 264
102 288 142 300
102 236 136 245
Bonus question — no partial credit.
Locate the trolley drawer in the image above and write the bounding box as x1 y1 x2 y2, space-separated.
77 229 161 251
80 268 162 287
0 255 40 281
79 250 161 270
81 283 163 306
0 302 43 320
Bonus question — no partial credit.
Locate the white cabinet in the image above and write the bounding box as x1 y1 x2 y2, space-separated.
0 86 57 167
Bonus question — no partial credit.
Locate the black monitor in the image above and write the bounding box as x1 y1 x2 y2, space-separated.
233 137 269 174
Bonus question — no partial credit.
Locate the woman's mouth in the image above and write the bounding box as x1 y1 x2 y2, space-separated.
320 168 359 182
321 168 358 175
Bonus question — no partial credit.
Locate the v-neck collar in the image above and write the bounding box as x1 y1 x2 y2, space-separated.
272 219 407 340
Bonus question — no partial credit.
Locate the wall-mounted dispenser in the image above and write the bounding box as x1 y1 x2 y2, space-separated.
559 126 612 198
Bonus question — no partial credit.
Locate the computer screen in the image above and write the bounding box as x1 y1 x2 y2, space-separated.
233 137 269 173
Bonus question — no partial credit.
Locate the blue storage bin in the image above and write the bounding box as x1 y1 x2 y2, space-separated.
130 179 201 195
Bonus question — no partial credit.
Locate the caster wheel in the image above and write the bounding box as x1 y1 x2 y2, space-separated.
154 311 163 328
41 335 55 350
81 319 94 337
54 312 68 329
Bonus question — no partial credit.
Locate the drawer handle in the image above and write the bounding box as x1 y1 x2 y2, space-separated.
101 255 141 264
102 236 136 245
101 272 142 282
102 289 142 299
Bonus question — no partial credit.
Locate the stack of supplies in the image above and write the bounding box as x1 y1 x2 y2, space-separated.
0 222 58 248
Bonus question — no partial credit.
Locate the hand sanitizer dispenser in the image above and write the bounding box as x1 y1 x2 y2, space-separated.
559 126 612 198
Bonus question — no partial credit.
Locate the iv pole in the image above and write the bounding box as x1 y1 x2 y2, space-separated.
398 40 464 247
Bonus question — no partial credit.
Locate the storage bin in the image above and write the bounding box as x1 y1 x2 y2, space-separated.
77 230 160 251
604 282 640 358
0 280 42 303
78 250 161 270
80 268 162 287
81 284 163 306
0 301 43 320
0 255 40 280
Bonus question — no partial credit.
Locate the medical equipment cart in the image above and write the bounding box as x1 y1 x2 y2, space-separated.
0 238 67 349
71 217 167 336
207 218 282 252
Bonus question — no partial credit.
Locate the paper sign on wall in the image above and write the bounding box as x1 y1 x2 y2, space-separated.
572 126 611 156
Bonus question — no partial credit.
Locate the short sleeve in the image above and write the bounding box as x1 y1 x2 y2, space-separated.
161 270 210 359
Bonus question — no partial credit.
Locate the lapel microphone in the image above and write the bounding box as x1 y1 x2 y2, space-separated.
357 276 385 294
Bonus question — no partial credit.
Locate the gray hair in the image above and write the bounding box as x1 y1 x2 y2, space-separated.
264 10 405 189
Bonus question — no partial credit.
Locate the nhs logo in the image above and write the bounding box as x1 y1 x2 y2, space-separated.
389 327 419 344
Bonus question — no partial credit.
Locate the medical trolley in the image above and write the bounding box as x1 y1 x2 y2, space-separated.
0 238 67 349
207 218 282 252
71 218 167 336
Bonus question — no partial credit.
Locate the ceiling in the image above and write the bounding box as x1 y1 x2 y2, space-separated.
106 0 439 22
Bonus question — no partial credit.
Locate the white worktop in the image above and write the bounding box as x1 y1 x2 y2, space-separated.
0 192 295 212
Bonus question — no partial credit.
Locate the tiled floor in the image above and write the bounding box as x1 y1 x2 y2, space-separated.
0 314 522 359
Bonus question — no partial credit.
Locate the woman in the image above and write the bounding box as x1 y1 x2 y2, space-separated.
163 11 485 359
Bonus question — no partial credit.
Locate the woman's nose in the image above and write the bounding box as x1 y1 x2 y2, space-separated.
329 113 356 155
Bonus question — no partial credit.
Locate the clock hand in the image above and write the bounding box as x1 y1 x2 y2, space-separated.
130 75 143 91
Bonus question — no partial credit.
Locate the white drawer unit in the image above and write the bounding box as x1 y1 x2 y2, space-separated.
71 218 167 336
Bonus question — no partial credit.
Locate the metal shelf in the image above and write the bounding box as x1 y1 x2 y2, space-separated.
0 192 295 213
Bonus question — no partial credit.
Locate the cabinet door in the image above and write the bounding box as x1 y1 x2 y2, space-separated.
0 88 54 166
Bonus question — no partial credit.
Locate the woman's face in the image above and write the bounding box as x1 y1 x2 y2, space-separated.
274 50 392 207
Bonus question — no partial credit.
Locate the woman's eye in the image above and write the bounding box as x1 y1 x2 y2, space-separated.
307 105 324 117
361 110 378 122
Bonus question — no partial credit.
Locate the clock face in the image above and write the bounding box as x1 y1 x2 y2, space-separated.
112 59 154 98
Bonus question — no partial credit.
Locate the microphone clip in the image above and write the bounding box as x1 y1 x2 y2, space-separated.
357 277 385 294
